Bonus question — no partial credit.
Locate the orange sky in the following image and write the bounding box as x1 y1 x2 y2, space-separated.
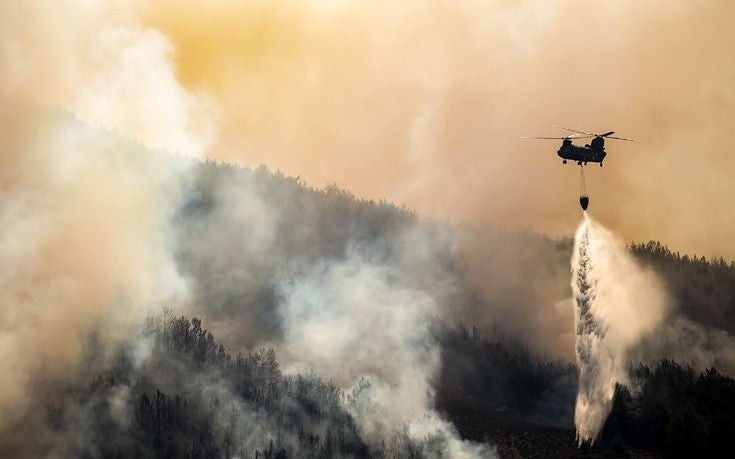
2 0 733 440
135 0 735 259
5 0 735 258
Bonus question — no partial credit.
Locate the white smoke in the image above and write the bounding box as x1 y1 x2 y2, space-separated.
571 213 667 444
633 316 735 377
0 0 215 155
0 0 208 438
277 246 494 457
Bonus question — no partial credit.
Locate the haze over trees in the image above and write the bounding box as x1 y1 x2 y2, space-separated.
2 115 735 456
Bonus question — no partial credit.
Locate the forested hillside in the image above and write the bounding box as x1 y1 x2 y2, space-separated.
175 160 735 370
630 241 735 332
28 310 735 458
171 160 735 456
39 311 368 457
3 136 735 456
600 360 735 456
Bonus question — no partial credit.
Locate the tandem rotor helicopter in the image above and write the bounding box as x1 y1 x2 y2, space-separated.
522 127 634 211
522 127 633 166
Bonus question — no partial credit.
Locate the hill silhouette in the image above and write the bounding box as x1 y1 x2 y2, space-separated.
2 110 735 457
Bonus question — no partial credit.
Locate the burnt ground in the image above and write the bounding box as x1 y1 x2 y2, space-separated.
438 392 663 458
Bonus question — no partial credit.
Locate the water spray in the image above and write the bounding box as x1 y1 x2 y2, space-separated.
571 214 667 445
572 215 608 444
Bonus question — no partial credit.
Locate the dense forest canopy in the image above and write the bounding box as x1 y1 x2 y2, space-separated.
2 111 734 457
174 155 735 372
4 0 735 454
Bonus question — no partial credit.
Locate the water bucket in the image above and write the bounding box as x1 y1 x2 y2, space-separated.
579 195 589 211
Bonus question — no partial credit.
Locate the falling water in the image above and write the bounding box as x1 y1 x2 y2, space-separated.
571 214 667 444
572 214 610 444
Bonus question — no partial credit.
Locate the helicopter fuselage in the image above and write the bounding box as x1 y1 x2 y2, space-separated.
557 137 607 165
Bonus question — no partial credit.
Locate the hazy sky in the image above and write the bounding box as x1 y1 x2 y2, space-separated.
2 2 732 449
6 0 735 258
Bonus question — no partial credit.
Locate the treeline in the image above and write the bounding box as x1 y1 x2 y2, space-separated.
180 161 418 263
178 160 735 355
173 160 735 455
46 310 370 458
433 321 577 432
174 162 435 347
42 312 735 457
18 108 735 457
600 359 735 456
630 241 735 332
47 311 581 458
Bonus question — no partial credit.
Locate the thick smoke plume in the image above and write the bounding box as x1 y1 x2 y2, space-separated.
4 0 735 455
0 107 196 449
0 0 205 444
571 213 667 444
145 0 735 260
278 246 492 457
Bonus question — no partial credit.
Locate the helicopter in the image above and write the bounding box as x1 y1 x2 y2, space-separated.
522 127 633 166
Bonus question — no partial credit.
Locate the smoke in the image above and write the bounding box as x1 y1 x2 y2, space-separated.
0 108 192 446
143 0 735 260
277 247 492 457
0 2 503 453
571 213 667 444
0 0 206 442
2 0 734 455
454 228 574 361
0 0 215 155
633 316 735 378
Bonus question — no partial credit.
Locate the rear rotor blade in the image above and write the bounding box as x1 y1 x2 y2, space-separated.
560 127 633 141
558 126 595 136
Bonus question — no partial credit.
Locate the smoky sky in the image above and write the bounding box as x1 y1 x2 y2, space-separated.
141 0 735 259
0 0 202 433
1 0 732 376
5 1 734 258
2 0 735 454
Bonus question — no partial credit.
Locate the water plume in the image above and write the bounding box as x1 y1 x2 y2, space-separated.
571 213 667 444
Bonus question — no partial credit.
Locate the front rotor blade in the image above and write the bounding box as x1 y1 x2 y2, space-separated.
521 134 593 140
607 136 634 141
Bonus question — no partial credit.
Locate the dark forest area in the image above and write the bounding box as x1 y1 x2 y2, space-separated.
37 311 735 458
4 153 735 457
6 2 735 457
175 161 735 457
600 360 735 456
174 160 735 457
37 311 364 457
